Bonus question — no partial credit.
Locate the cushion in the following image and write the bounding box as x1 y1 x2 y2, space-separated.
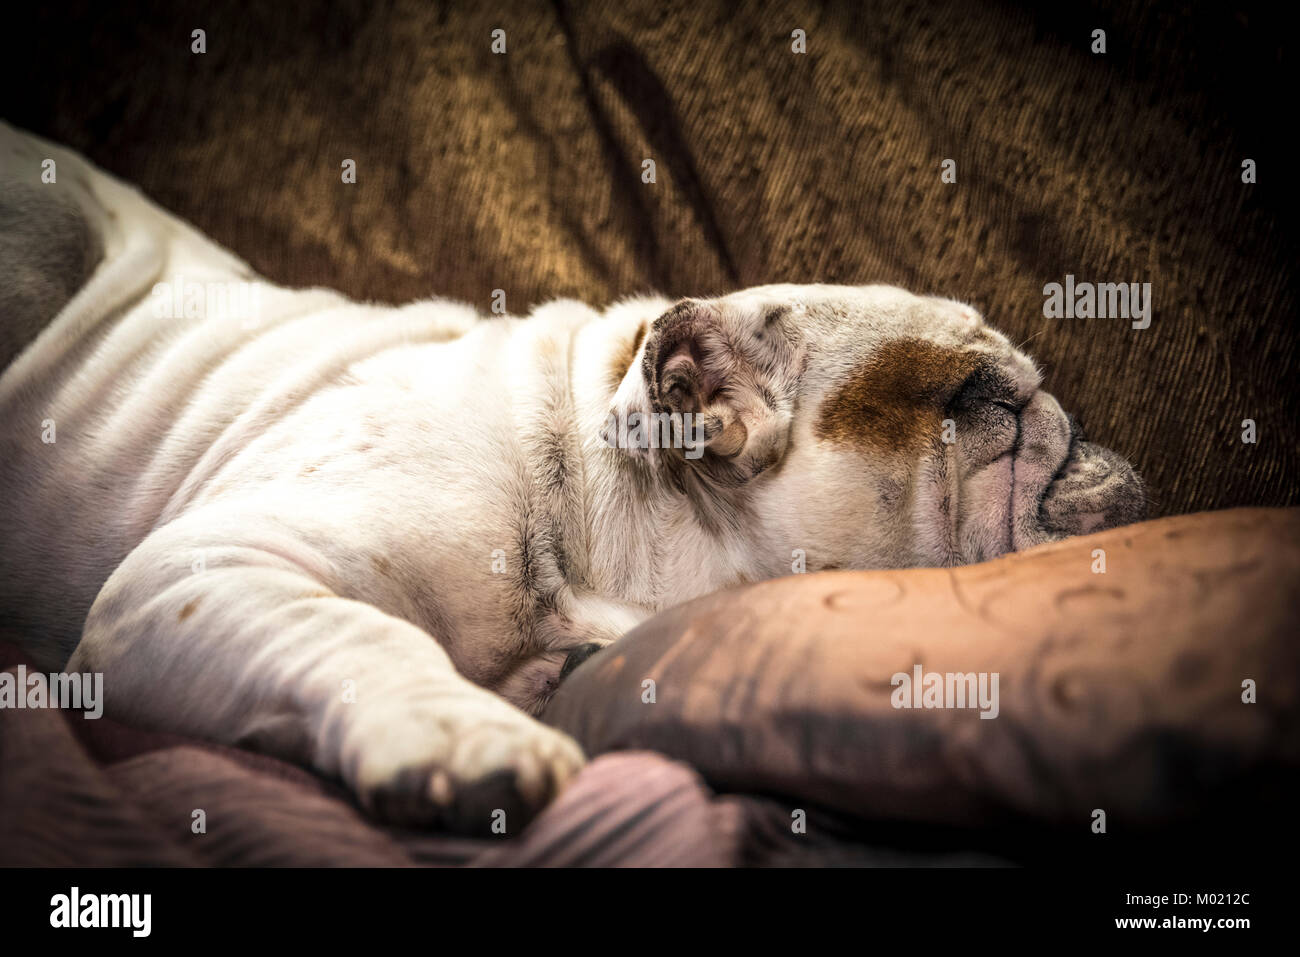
544 507 1300 839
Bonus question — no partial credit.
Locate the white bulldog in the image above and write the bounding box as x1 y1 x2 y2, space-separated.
0 123 1144 830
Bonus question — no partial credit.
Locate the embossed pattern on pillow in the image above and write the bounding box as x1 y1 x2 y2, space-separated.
544 508 1300 833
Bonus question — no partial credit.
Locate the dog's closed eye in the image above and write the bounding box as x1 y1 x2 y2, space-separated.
947 364 1023 416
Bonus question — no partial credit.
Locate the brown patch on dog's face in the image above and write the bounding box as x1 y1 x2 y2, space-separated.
815 338 980 454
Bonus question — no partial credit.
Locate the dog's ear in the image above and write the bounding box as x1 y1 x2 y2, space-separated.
612 298 800 484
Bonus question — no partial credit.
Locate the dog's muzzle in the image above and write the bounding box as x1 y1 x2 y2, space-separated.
1008 391 1146 551
956 389 1145 562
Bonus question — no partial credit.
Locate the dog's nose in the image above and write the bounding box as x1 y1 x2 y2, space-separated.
560 642 603 681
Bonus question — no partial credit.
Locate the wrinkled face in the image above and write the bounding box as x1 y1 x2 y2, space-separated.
622 283 1145 572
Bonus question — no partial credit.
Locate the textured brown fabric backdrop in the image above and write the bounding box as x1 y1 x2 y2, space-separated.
5 0 1295 518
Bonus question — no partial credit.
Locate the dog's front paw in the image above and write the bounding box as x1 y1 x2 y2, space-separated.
346 700 586 834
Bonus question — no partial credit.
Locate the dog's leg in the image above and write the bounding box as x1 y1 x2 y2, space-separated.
68 509 585 833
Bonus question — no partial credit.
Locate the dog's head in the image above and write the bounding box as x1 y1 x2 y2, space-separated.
609 283 1145 571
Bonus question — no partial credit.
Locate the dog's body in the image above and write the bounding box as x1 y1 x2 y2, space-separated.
0 123 1144 829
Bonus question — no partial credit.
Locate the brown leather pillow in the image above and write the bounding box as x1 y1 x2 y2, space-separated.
544 508 1300 833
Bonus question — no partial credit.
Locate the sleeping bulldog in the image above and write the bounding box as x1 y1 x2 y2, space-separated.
0 123 1144 831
